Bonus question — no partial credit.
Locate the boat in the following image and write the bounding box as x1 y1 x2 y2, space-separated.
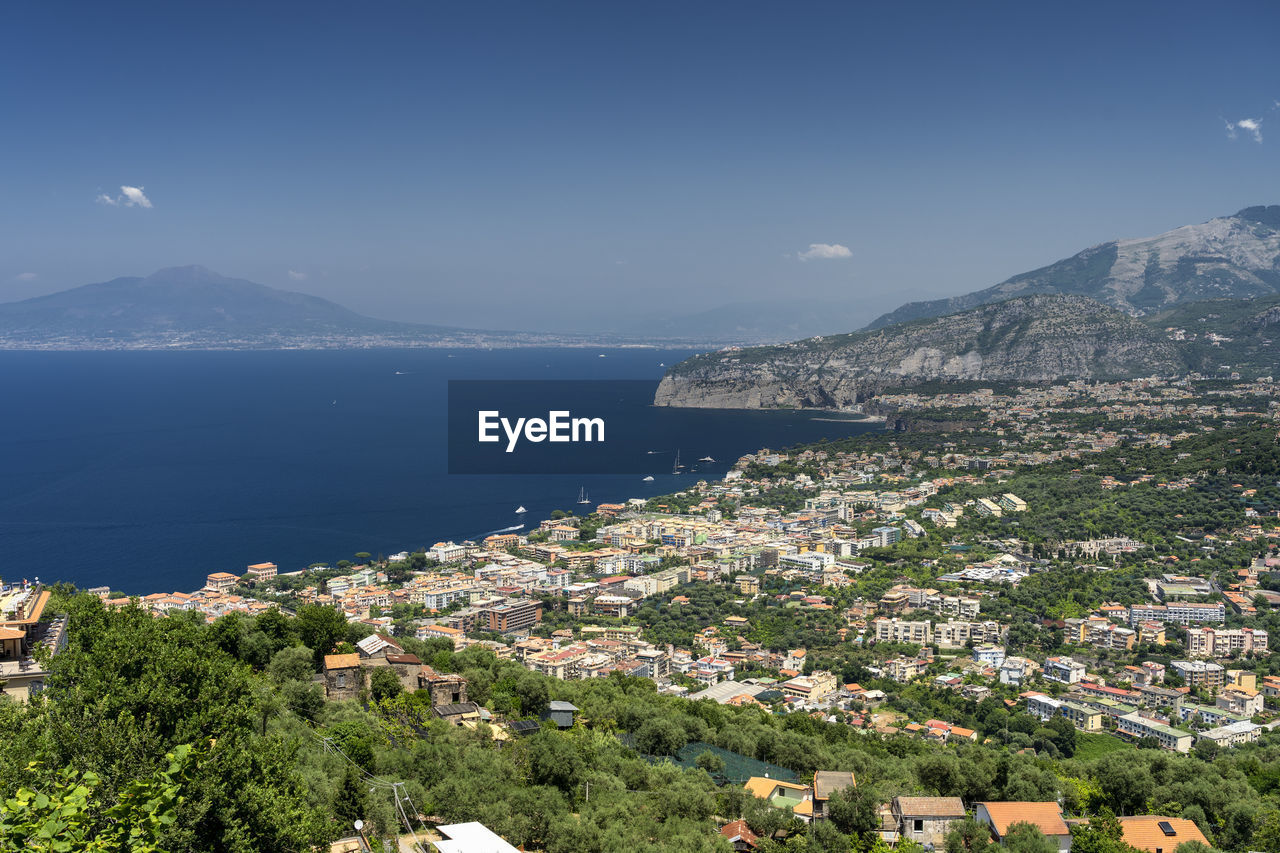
699 456 714 462
672 449 683 474
577 487 590 504
642 475 654 482
515 505 527 514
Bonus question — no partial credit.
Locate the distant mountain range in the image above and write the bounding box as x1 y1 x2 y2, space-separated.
657 205 1280 408
867 205 1280 329
0 266 692 349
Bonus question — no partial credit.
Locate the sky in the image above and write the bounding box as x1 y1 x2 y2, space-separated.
2 1 1278 333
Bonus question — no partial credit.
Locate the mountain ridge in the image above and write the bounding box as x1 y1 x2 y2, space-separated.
867 206 1280 330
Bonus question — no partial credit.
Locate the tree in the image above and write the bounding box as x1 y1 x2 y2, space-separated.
635 718 687 756
267 645 316 684
946 817 992 853
827 785 878 842
295 605 347 666
332 766 367 830
527 732 582 794
369 667 403 703
695 750 725 775
1001 823 1059 853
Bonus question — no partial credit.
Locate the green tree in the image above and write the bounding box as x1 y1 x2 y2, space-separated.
827 784 878 843
295 605 347 666
1001 823 1058 853
369 667 403 703
635 718 687 757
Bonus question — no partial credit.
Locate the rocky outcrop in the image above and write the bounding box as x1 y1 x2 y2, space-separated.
654 295 1184 409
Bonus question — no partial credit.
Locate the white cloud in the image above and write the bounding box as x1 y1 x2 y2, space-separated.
96 185 153 207
1225 117 1262 143
288 270 307 281
14 272 37 281
797 242 853 262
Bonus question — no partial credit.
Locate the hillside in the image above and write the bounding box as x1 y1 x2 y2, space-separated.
868 206 1280 329
654 294 1183 409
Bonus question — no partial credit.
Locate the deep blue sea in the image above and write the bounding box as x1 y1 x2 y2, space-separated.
0 349 882 593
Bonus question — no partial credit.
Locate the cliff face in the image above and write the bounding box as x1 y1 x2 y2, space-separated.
867 206 1280 329
654 295 1184 409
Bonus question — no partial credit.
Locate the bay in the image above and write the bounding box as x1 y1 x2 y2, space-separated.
0 348 882 592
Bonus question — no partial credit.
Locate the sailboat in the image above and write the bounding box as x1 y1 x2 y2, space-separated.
672 449 683 474
515 505 527 514
577 487 590 504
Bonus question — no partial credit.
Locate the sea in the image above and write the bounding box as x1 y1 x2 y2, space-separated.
0 348 883 593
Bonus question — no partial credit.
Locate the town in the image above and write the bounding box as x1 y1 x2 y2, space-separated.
8 372 1280 851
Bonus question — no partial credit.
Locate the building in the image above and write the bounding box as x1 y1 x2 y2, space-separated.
999 493 1027 513
872 618 931 645
323 653 363 701
205 572 239 592
541 700 580 729
973 644 1006 666
720 819 761 852
736 575 761 596
1118 817 1208 853
432 821 520 853
486 599 542 633
1185 627 1269 658
812 771 857 821
1116 713 1193 753
975 802 1071 852
246 562 277 581
892 797 967 848
1170 660 1225 688
974 498 1003 518
1197 720 1262 749
1217 685 1263 717
1043 656 1087 685
1129 602 1225 626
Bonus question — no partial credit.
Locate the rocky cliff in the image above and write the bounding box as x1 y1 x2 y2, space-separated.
654 295 1184 409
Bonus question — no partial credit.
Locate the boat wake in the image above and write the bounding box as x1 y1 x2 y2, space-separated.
477 523 525 538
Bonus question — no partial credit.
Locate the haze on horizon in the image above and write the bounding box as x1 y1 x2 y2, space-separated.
3 1 1277 335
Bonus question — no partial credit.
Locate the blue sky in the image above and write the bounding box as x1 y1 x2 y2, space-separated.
2 1 1277 332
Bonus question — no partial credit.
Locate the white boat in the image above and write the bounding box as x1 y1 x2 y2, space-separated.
672 449 683 473
699 456 715 462
515 505 527 513
642 475 654 481
577 487 590 504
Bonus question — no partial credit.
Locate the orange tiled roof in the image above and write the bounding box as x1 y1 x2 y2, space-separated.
1119 817 1208 853
979 802 1069 838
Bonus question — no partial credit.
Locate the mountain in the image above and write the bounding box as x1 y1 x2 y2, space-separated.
0 266 647 349
867 206 1280 330
654 294 1184 409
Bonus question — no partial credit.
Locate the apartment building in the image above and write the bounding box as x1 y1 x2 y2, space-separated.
1129 602 1225 626
872 618 932 645
1185 627 1269 658
1171 660 1225 688
1116 712 1193 753
1043 656 1087 685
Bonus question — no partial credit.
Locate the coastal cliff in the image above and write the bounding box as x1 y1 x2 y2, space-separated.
654 294 1183 409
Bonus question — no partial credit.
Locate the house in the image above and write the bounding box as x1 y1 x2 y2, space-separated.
892 796 967 847
1117 817 1208 853
720 819 761 851
356 633 403 660
433 702 483 725
541 700 579 729
975 802 1071 852
205 571 239 592
432 821 520 853
417 665 468 707
812 771 857 820
323 653 363 700
743 777 813 821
